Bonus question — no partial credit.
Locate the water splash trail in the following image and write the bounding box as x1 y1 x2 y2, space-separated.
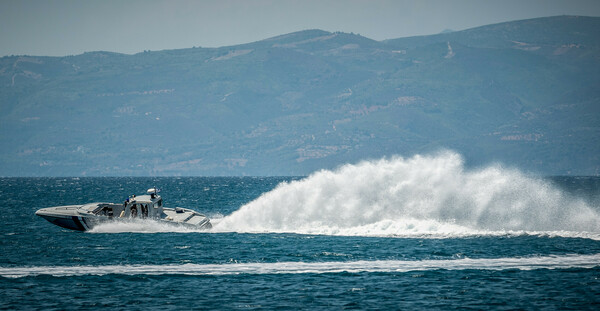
88 219 202 234
215 151 600 238
2 254 600 278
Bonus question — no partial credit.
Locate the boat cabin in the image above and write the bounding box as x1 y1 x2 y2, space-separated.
88 188 164 219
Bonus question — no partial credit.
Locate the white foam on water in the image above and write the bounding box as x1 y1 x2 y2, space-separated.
88 212 227 234
2 253 600 278
88 219 202 234
215 151 600 239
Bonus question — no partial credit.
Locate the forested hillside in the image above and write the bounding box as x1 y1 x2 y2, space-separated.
1 16 598 176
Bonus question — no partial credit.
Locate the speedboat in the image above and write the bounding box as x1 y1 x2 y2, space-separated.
35 188 212 231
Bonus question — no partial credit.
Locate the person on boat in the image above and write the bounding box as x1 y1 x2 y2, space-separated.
142 204 148 218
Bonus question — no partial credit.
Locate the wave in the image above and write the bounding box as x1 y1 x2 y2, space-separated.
215 151 600 238
2 253 599 278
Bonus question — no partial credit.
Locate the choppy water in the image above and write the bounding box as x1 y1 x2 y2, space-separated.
1 152 600 310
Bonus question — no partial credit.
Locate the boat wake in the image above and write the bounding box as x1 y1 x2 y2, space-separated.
215 151 600 239
88 219 205 234
2 253 600 278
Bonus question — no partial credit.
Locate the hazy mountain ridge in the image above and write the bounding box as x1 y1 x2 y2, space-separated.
1 16 598 176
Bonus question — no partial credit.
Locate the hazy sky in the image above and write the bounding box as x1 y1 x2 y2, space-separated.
1 0 600 57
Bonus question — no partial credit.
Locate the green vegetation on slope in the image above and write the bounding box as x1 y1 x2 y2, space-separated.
0 16 598 176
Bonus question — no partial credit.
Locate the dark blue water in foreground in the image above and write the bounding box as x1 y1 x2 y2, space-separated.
1 175 600 310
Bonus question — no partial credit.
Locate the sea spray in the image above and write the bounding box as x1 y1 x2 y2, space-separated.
215 151 600 236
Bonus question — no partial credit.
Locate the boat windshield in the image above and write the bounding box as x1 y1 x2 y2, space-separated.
91 204 123 217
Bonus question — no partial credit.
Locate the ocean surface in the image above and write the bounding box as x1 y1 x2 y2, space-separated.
1 154 600 310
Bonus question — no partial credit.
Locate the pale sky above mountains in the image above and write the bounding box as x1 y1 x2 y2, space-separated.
1 0 599 57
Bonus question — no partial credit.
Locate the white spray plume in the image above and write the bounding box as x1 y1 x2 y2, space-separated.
216 151 600 237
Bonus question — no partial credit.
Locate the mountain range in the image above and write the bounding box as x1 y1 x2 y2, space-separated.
1 15 599 176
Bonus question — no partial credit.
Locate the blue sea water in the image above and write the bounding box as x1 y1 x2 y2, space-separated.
1 154 600 310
